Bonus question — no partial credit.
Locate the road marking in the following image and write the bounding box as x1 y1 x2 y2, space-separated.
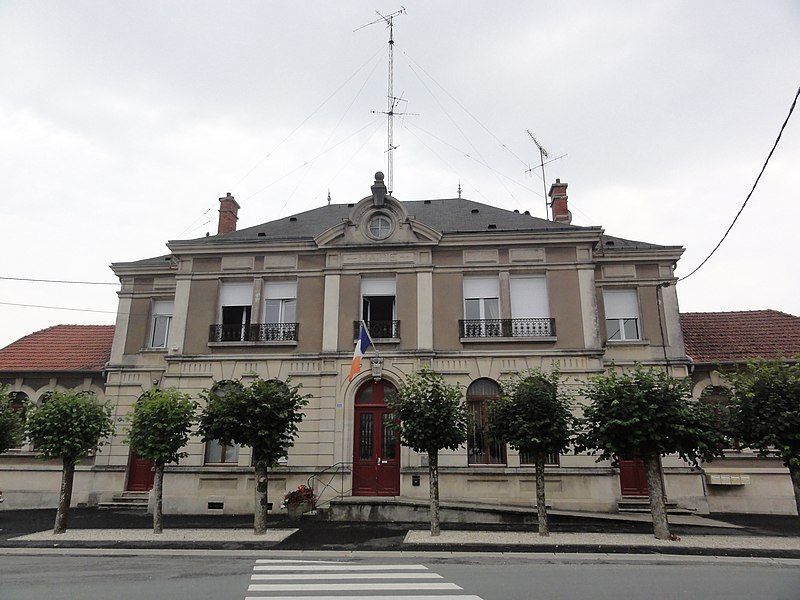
254 559 340 564
247 582 462 592
251 572 444 580
253 563 428 571
245 596 484 600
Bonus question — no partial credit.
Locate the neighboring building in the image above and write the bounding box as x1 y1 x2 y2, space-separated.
0 324 114 508
682 310 800 514
90 171 698 515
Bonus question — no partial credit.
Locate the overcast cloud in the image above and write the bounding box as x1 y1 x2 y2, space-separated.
1 1 798 348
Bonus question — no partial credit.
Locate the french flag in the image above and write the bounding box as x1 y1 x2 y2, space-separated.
348 322 374 382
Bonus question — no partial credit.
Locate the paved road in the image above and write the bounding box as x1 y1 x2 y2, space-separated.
2 552 799 600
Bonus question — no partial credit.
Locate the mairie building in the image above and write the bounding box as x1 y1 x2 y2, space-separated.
93 171 701 515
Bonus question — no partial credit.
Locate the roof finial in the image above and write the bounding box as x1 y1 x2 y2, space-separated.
327 189 331 205
457 180 462 199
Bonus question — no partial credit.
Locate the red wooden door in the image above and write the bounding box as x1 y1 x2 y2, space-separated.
619 458 648 496
352 380 400 496
127 452 155 491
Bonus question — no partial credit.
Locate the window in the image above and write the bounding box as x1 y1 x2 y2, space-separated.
264 281 297 324
510 276 552 337
467 378 505 465
361 277 397 338
148 300 174 348
604 289 640 341
204 440 239 464
219 282 253 341
519 450 560 466
6 391 29 451
368 215 392 240
463 277 500 337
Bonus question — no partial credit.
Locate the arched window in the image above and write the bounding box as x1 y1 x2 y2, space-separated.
466 378 505 465
6 391 29 451
204 380 241 465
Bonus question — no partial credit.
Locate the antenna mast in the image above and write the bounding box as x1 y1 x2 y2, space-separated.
357 7 407 195
526 129 550 219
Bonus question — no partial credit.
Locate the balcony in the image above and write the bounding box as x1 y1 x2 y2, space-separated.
354 320 400 341
209 323 299 344
459 318 556 341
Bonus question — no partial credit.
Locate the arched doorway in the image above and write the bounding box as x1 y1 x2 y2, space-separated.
352 379 400 496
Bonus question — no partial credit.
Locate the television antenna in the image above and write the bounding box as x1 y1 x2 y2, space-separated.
356 7 410 195
526 129 550 219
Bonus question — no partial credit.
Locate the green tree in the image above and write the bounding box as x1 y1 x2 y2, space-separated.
127 388 197 533
198 378 308 534
489 369 571 536
726 360 800 516
0 387 26 454
387 368 468 536
26 391 114 534
576 365 726 540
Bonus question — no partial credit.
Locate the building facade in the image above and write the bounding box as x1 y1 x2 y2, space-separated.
89 172 704 515
681 310 800 514
0 325 114 508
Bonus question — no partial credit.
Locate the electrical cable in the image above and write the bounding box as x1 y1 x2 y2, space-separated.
678 85 799 282
399 46 532 169
0 276 118 286
0 301 118 314
229 46 386 192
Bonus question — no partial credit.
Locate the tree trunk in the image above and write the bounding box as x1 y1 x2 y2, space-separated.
789 463 800 517
152 463 164 534
254 461 269 535
535 451 549 536
53 460 75 534
428 450 440 537
643 452 672 540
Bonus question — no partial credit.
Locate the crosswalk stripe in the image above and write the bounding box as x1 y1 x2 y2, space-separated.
252 564 428 572
244 594 483 600
254 559 341 564
251 572 443 580
244 596 483 600
247 582 462 592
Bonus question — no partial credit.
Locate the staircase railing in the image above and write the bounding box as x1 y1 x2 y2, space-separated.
307 462 352 509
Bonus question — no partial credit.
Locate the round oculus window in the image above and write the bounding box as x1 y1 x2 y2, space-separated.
368 215 392 240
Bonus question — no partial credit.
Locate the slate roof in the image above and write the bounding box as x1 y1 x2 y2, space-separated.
0 325 115 372
175 198 584 244
120 197 678 267
680 310 800 363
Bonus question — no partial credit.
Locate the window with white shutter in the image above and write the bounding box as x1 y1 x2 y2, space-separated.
603 289 641 341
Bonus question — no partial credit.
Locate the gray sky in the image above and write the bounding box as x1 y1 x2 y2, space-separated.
1 1 798 348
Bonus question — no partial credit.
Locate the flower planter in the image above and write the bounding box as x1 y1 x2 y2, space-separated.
287 501 313 519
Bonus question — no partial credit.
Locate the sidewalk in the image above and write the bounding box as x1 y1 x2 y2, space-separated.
1 507 797 557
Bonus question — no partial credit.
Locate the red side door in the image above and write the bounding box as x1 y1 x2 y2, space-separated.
127 452 155 491
352 380 400 496
619 458 649 496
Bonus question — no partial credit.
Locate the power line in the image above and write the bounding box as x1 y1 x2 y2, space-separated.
0 276 118 286
0 301 118 314
679 85 799 282
229 46 386 192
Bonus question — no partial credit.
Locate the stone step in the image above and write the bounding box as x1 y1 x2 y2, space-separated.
617 497 695 515
97 501 148 510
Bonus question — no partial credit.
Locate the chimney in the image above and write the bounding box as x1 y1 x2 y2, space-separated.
548 179 571 224
217 192 240 235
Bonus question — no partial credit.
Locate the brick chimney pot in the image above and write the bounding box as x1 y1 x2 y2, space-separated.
548 179 571 224
217 192 240 235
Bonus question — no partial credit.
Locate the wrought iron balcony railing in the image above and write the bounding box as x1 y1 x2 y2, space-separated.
459 318 556 339
209 322 299 343
353 320 400 340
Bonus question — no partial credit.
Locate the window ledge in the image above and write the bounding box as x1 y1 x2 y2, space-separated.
605 339 649 346
208 340 298 347
353 338 401 344
139 347 169 353
460 336 557 343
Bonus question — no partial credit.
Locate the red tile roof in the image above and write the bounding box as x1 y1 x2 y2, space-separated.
680 310 800 363
0 325 115 372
